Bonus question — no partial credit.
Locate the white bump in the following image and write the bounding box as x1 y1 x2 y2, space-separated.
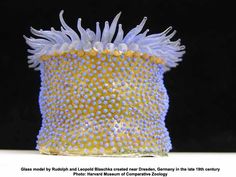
128 43 139 51
118 43 128 52
105 43 115 52
93 41 104 52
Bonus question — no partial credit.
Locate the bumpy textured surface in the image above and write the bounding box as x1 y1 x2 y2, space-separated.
36 50 171 156
25 11 185 156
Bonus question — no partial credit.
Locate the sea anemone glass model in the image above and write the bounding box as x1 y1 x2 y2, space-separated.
24 10 185 156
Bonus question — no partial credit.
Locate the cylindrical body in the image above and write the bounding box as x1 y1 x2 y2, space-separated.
36 51 172 156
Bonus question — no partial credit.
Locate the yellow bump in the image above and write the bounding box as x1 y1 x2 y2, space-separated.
101 49 110 55
113 50 121 57
151 57 157 63
124 50 134 58
154 57 160 64
141 53 149 60
61 52 67 57
154 57 165 64
77 50 85 57
40 55 49 61
159 58 165 65
70 49 77 55
89 49 97 57
53 52 60 57
133 52 141 58
150 56 156 62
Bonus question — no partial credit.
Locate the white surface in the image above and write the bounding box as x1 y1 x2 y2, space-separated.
0 150 235 177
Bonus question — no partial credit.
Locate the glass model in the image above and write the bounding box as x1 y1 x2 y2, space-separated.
24 11 185 156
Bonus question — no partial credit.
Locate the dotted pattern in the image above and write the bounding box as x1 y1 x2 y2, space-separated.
36 50 172 155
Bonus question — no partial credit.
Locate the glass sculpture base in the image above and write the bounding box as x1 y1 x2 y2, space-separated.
39 148 168 157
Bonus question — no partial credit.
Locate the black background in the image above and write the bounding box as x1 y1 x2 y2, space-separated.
0 0 235 152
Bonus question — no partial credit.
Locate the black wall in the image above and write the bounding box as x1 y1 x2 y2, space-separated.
0 0 235 151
